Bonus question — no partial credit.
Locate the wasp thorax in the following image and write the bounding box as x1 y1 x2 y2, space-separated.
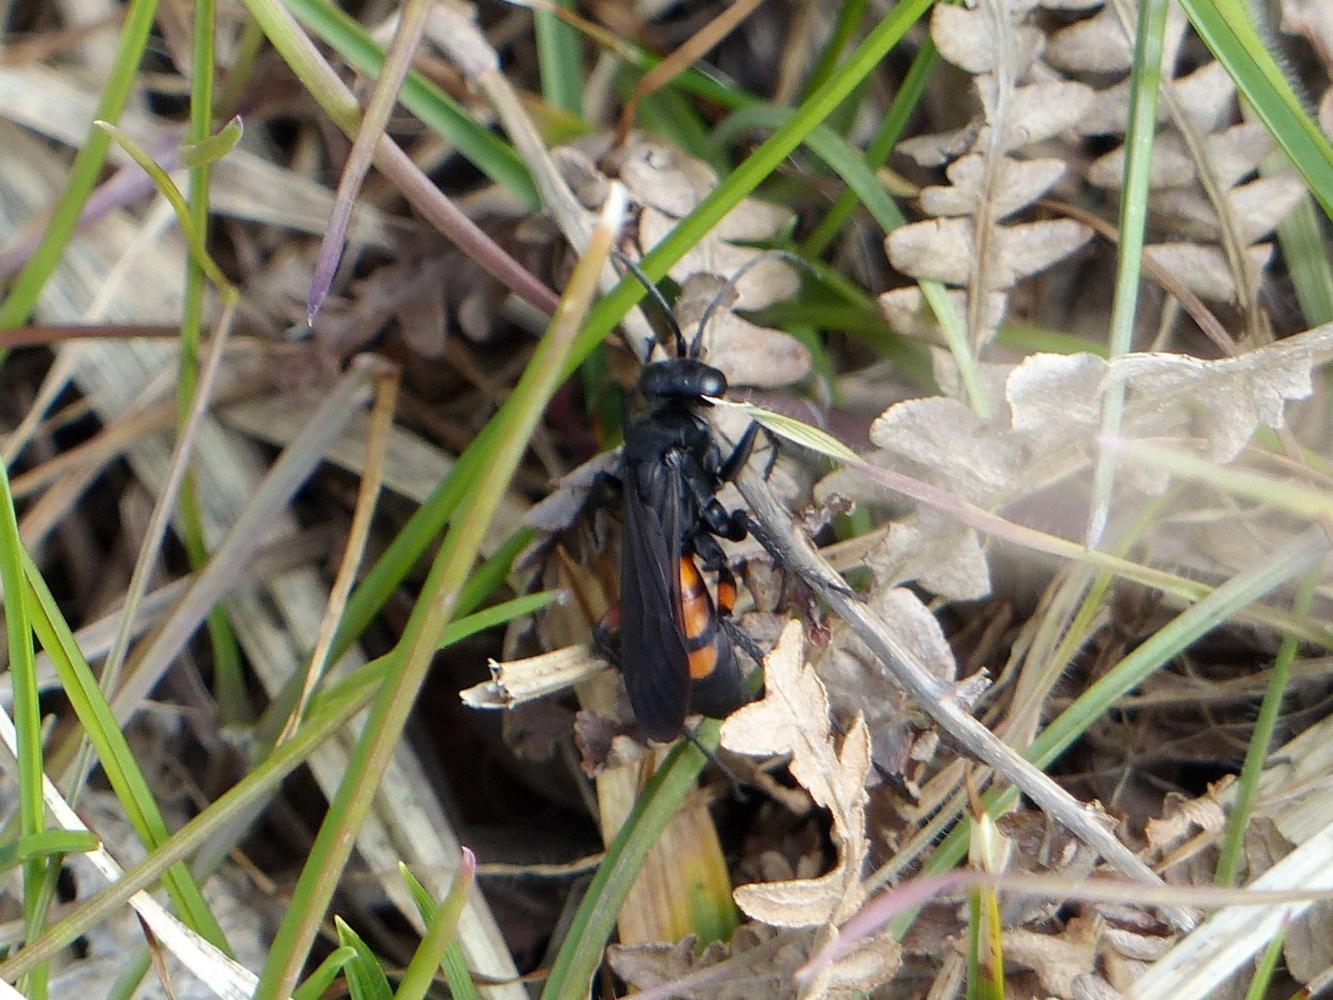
638 359 727 400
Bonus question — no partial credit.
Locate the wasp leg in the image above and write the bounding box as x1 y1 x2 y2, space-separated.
680 725 750 799
592 603 622 662
712 421 780 540
718 421 759 482
737 510 858 599
692 528 732 574
734 510 795 575
721 616 768 669
592 469 623 494
696 497 747 541
719 421 780 482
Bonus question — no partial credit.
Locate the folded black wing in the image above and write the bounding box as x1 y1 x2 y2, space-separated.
618 459 690 741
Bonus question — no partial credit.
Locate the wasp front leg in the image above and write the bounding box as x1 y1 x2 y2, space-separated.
706 421 780 541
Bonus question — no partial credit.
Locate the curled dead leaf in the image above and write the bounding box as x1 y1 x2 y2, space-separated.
1046 5 1186 74
721 621 872 927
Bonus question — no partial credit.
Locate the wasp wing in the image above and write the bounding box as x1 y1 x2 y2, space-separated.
618 459 690 742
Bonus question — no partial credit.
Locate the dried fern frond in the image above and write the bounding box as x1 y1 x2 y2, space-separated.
1059 0 1304 333
883 0 1095 354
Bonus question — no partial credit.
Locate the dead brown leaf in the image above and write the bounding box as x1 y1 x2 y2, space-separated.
721 621 872 927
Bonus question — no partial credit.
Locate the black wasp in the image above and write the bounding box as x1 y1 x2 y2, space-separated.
599 266 769 742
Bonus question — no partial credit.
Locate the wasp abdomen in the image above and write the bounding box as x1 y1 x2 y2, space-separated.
678 556 723 680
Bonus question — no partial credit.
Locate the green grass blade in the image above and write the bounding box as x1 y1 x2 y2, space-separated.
0 641 400 981
336 918 394 1000
1029 530 1324 772
253 188 629 999
19 554 231 953
1087 0 1170 547
0 832 98 871
802 37 938 257
1244 924 1287 1000
0 455 51 997
1275 192 1333 326
535 0 584 117
401 866 482 1000
178 115 243 168
893 527 1327 937
0 0 161 336
632 83 728 170
93 122 232 292
540 731 714 1000
801 0 869 100
1216 567 1318 885
392 851 476 1000
294 947 357 1000
180 0 248 732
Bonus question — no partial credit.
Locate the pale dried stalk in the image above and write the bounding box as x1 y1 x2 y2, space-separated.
278 366 398 744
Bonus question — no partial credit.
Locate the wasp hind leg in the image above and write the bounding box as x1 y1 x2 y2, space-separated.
592 603 622 664
721 616 768 671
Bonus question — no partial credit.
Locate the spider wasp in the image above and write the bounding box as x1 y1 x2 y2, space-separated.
597 264 773 742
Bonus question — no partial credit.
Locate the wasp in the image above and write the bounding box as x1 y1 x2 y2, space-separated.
599 269 769 742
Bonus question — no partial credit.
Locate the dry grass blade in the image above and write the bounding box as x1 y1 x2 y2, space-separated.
278 367 398 743
240 0 559 315
96 297 236 718
424 5 658 351
105 357 389 722
307 0 431 322
1128 825 1333 1000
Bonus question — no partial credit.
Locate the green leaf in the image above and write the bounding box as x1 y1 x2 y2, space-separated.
710 398 859 463
178 115 244 168
535 0 584 117
394 857 479 1000
293 947 356 1000
336 918 394 1000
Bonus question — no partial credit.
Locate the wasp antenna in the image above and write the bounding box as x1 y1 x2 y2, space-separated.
691 249 813 360
612 251 688 359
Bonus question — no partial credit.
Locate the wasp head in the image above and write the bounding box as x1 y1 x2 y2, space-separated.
638 359 727 402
